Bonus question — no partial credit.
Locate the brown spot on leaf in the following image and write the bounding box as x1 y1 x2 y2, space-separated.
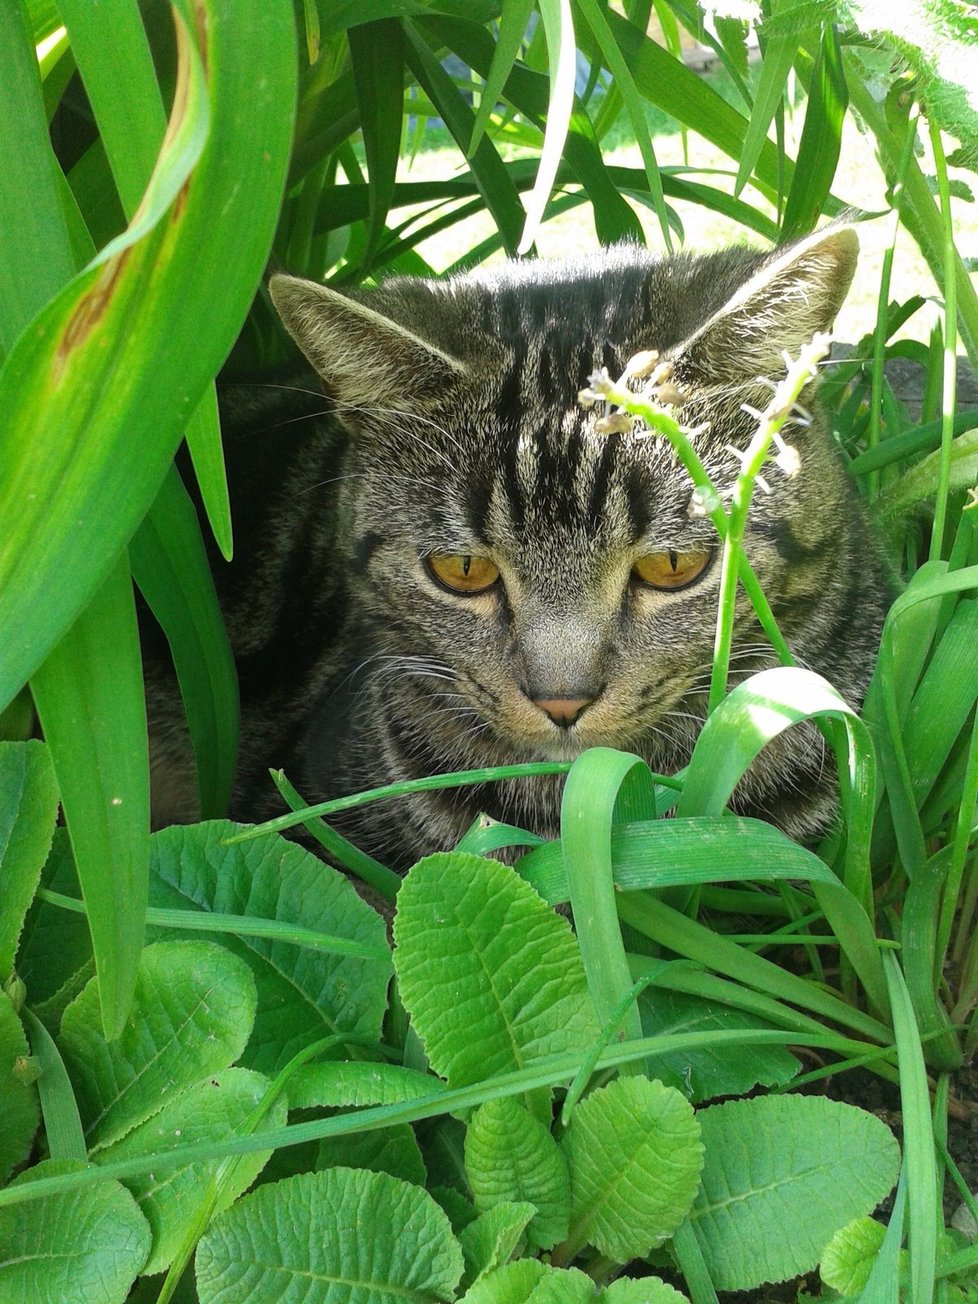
58 251 132 361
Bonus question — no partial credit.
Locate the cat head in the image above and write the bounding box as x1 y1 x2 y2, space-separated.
268 228 863 774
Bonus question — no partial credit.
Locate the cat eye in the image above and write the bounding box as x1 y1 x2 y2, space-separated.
425 553 501 594
632 548 711 591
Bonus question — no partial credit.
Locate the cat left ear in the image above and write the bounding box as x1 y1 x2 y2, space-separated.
672 225 858 386
269 274 468 410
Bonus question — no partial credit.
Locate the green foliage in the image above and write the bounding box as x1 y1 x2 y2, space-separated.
3 0 978 1299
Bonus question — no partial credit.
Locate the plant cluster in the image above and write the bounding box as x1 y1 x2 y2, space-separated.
1 1 978 1301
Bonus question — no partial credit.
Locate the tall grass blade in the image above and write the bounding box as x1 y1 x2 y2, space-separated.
781 25 846 239
468 0 535 155
734 30 798 199
519 0 577 254
349 19 405 269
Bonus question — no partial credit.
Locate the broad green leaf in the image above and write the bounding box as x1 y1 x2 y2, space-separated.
459 1202 536 1287
0 0 296 709
95 1068 286 1276
0 991 40 1182
820 1216 887 1294
601 1280 689 1303
317 1122 427 1187
0 1159 150 1304
527 1266 601 1302
688 1095 900 1291
59 940 256 1151
0 740 59 980
289 1060 441 1110
465 1097 570 1251
459 1259 549 1303
562 1076 703 1262
393 853 600 1087
18 830 94 1020
31 557 150 1040
637 986 800 1104
195 1168 464 1303
148 821 391 1073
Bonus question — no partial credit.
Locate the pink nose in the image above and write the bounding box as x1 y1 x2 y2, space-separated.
532 697 592 727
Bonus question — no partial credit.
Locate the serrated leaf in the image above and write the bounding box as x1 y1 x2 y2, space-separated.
689 1095 900 1291
0 1158 150 1302
0 991 40 1181
148 821 391 1073
95 1068 285 1276
0 740 59 980
393 853 599 1087
820 1216 887 1294
59 940 256 1151
459 1259 549 1303
196 1168 464 1303
459 1201 536 1287
602 1278 690 1303
289 1060 441 1110
317 1122 427 1187
526 1265 596 1303
638 986 800 1103
562 1076 703 1262
465 1097 570 1250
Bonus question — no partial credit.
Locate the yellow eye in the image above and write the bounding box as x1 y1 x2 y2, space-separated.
426 553 500 594
632 548 711 590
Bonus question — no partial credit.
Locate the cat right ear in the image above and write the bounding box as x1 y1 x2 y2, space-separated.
269 275 467 410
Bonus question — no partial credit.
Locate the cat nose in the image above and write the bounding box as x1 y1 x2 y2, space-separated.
532 696 593 727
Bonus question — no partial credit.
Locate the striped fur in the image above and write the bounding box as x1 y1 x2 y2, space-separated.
147 231 889 867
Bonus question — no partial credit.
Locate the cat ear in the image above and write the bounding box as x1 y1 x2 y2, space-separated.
269 274 468 409
671 226 858 386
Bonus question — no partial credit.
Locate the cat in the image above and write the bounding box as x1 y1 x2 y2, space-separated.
146 226 890 870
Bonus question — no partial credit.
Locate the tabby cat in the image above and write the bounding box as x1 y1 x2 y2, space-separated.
148 226 889 869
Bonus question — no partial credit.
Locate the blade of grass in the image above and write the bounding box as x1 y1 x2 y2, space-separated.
518 0 577 254
30 558 150 1038
349 18 404 270
572 0 673 249
927 117 958 560
781 24 847 239
22 1008 86 1163
560 749 653 1055
734 28 798 198
468 0 535 154
883 952 938 1304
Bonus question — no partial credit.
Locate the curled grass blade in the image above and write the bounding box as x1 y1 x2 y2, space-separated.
518 0 577 254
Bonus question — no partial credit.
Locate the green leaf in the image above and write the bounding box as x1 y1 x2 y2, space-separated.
349 19 404 267
735 30 799 197
688 1095 900 1291
22 1007 85 1164
459 1201 536 1286
781 23 847 240
561 1076 703 1262
148 821 391 1073
18 830 94 1020
393 853 600 1087
468 0 536 154
0 740 59 980
458 1259 550 1303
465 1097 570 1251
880 426 978 517
59 940 257 1151
637 985 800 1104
0 0 296 709
30 557 150 1040
95 1068 286 1276
601 1280 689 1303
128 465 239 819
195 1168 464 1303
0 1158 150 1303
317 1122 427 1187
288 1060 441 1110
820 1216 887 1294
0 992 40 1182
519 0 577 254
